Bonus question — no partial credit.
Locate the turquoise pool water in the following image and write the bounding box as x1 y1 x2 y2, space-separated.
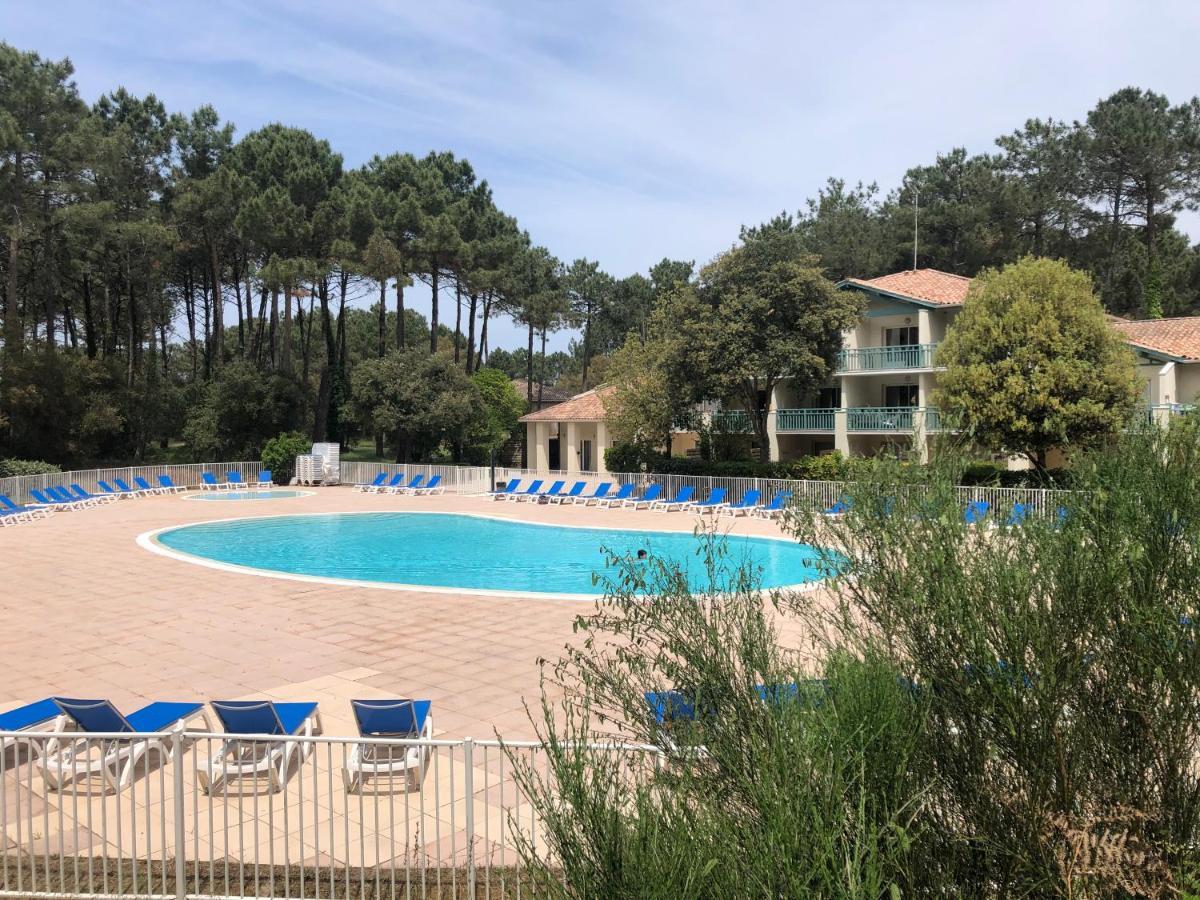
187 490 313 501
151 512 829 596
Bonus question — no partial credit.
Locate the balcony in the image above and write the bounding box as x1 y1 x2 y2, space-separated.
837 343 938 374
775 409 835 432
711 409 753 432
846 406 942 433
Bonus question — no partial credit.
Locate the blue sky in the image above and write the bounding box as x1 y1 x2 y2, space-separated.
4 0 1200 351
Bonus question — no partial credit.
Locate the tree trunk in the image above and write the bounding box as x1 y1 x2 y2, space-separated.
281 285 292 372
184 267 197 378
476 296 491 371
453 279 462 365
200 265 211 380
4 153 23 358
581 301 591 390
81 273 97 359
209 242 223 369
377 278 387 358
395 278 406 350
526 322 535 407
465 292 479 375
538 329 547 404
429 267 439 353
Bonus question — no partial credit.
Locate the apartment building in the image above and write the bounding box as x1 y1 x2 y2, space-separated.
522 268 1200 470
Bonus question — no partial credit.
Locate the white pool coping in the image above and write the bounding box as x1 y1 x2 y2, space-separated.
136 509 827 602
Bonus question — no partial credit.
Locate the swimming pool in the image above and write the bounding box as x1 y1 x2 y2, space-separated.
144 512 830 598
186 490 314 501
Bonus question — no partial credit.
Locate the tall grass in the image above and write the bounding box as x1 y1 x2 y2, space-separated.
509 420 1200 897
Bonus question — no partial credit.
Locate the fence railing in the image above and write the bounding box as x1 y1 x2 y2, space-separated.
775 409 835 432
0 462 263 506
2 727 645 898
2 460 1067 520
836 343 938 372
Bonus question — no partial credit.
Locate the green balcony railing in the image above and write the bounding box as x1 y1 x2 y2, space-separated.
775 409 836 432
837 343 938 373
844 408 945 436
711 410 753 432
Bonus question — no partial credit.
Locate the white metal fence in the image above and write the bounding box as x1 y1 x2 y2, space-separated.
0 463 263 506
2 459 1067 519
1 728 644 898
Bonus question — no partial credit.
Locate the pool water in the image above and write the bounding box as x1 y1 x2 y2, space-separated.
187 490 314 501
151 512 830 597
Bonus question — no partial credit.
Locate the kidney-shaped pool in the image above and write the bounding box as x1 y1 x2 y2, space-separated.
141 512 832 599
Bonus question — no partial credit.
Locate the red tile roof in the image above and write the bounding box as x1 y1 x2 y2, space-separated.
842 269 972 306
519 385 616 422
1112 318 1200 361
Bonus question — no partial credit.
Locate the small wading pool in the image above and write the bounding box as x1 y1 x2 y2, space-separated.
185 490 314 501
143 512 834 598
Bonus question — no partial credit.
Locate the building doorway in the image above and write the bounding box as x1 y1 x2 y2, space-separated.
549 438 560 471
580 439 593 472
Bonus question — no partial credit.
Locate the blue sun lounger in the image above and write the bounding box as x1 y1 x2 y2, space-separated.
50 485 102 508
132 476 165 495
546 481 587 504
407 473 444 495
963 500 990 525
1004 503 1029 528
113 478 150 497
688 487 728 512
0 493 51 521
356 473 388 492
42 698 209 792
624 483 663 509
257 471 274 489
595 483 636 507
370 473 405 494
391 473 423 494
529 479 565 502
490 478 520 500
754 490 792 518
70 483 119 504
575 483 612 505
157 474 188 493
200 700 323 794
721 489 762 517
650 485 694 510
822 496 851 516
31 487 88 511
507 479 543 502
343 699 434 793
200 472 223 491
226 471 245 488
0 698 62 748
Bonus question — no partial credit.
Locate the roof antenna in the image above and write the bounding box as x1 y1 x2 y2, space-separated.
912 186 919 271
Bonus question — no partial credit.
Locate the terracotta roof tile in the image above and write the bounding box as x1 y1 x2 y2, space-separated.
519 385 617 422
842 268 972 306
1112 318 1200 361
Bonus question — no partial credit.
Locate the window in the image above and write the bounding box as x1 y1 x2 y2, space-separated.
884 384 919 407
817 387 841 409
884 326 919 346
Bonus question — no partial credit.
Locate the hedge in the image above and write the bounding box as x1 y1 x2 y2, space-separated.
0 458 62 478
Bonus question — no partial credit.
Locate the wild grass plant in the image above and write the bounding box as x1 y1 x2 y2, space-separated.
509 419 1200 897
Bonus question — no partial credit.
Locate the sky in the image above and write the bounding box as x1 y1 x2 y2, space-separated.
4 0 1200 352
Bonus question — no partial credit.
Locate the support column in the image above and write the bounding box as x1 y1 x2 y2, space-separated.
912 409 930 464
834 409 849 457
564 421 579 473
595 421 610 473
533 422 550 471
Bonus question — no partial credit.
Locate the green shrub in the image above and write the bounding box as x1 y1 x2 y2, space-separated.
509 534 933 897
260 432 311 485
785 421 1200 895
0 458 62 478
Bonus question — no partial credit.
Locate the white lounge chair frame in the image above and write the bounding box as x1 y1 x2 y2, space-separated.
197 708 323 795
342 712 435 794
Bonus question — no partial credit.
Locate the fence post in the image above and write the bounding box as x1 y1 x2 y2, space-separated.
464 737 476 899
172 729 187 900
